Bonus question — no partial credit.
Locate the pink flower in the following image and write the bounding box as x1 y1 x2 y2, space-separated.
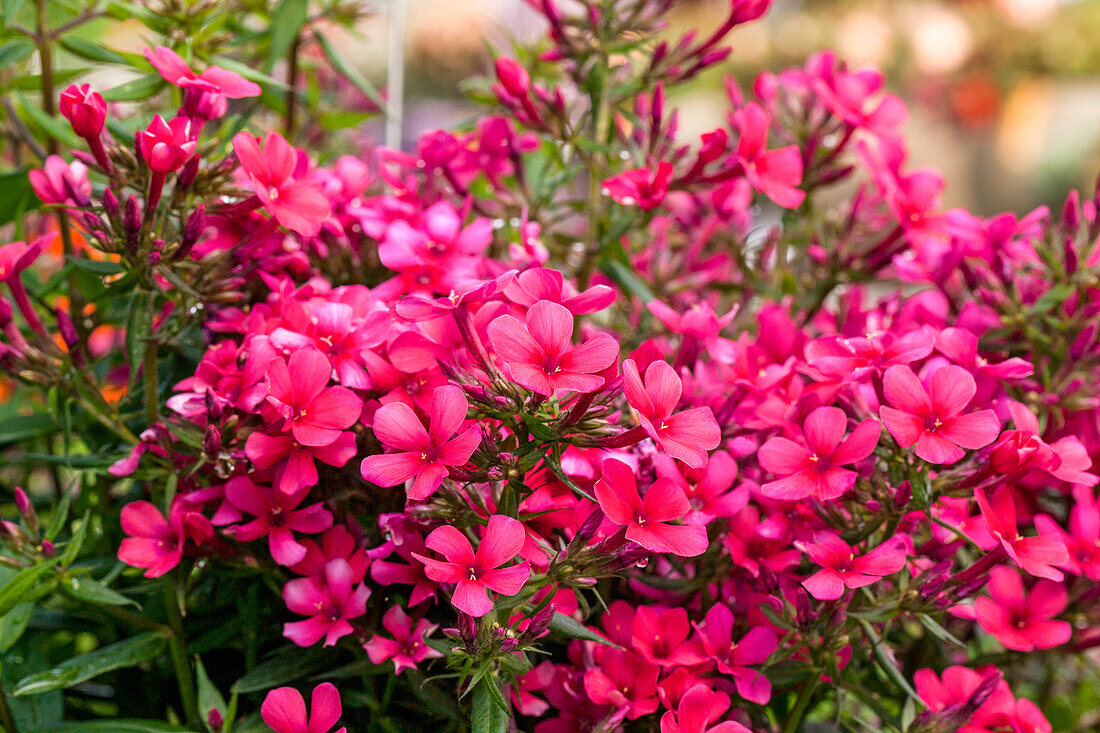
225 478 334 566
603 162 674 210
232 131 331 236
594 458 709 557
692 603 777 704
653 451 747 525
29 155 90 206
364 605 443 674
879 364 1000 464
797 532 907 600
631 606 708 668
1034 486 1100 579
758 406 880 501
283 559 370 648
59 83 106 139
731 102 804 208
261 682 346 733
245 430 358 495
139 115 196 173
804 329 934 381
914 666 1015 733
360 385 481 500
975 485 1069 582
411 514 531 617
583 649 661 720
118 500 212 578
486 300 619 396
660 683 751 733
621 359 721 469
973 566 1070 652
143 46 260 120
264 348 362 448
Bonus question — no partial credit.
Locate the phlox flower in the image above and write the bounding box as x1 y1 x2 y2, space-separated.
1034 486 1100 579
692 603 777 704
411 514 531 617
245 429 358 495
972 566 1070 652
261 682 345 733
594 458 709 557
797 532 907 600
914 666 1015 733
660 683 751 733
731 102 804 208
975 485 1069 582
144 46 260 121
364 605 443 674
118 499 212 578
225 477 334 566
652 451 747 524
360 384 481 500
582 648 661 720
602 161 674 210
622 358 721 469
283 559 370 647
487 299 619 396
879 364 1000 464
232 131 331 236
263 347 362 448
757 405 880 501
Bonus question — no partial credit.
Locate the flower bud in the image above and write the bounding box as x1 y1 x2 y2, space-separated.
59 84 106 139
138 115 196 173
894 480 912 507
41 539 56 557
203 424 221 457
124 194 141 255
177 204 206 260
177 153 201 190
207 709 224 731
102 188 120 222
495 58 531 97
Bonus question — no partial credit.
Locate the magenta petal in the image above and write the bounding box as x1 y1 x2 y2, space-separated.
914 432 964 464
487 314 543 364
938 410 1000 450
372 402 430 452
851 539 906 576
560 332 618 374
803 406 847 457
595 459 642 525
928 365 977 418
283 617 329 647
731 667 772 705
437 426 481 466
361 452 423 487
306 387 362 430
641 478 690 523
407 463 449 500
832 419 881 465
758 437 813 475
476 515 526 569
525 300 573 358
880 407 923 447
261 687 308 733
479 562 531 596
120 501 170 539
428 385 469 445
269 527 308 566
424 525 475 566
759 472 815 501
802 568 845 600
883 365 932 415
451 579 494 617
308 682 342 733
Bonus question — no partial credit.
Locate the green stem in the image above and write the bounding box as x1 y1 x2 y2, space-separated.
0 678 17 733
164 580 200 728
283 32 302 139
782 678 818 733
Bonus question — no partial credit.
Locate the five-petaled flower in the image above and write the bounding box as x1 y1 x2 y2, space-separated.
261 682 346 733
797 531 907 600
622 358 721 469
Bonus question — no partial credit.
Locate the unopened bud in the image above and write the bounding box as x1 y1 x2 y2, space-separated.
495 58 531 98
124 194 141 255
102 188 120 221
894 480 912 507
203 424 221 457
40 539 56 557
177 154 200 190
521 603 557 643
177 204 206 260
207 709 224 731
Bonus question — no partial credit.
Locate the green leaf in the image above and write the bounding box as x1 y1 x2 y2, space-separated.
0 40 34 68
0 557 61 617
0 602 33 651
314 30 389 115
27 720 194 732
547 612 619 647
209 55 288 92
918 615 965 648
470 678 509 733
1027 284 1075 316
231 646 328 694
0 168 39 229
2 0 29 25
101 74 166 103
0 413 58 445
858 620 922 702
599 258 654 303
58 37 130 66
104 1 170 33
266 0 308 73
66 256 124 275
125 292 151 395
13 632 169 696
63 576 140 608
59 510 91 566
195 656 227 731
14 92 82 148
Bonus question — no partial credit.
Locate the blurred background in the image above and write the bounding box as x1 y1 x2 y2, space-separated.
83 0 1100 215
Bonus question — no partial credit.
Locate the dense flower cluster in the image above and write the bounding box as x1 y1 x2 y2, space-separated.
5 0 1100 731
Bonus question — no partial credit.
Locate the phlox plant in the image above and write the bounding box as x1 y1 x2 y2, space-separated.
2 0 1100 732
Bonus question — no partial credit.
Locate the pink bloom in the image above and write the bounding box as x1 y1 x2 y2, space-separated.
583 649 661 720
360 385 481 500
973 566 1070 652
603 161 674 210
757 406 880 501
503 267 616 315
225 478 334 566
879 364 1000 464
264 348 362 448
378 202 491 290
232 131 331 236
143 46 260 119
646 300 738 364
139 115 196 173
631 606 708 668
118 500 212 578
29 155 90 206
411 515 531 617
1034 486 1100 579
364 605 443 674
622 359 721 469
914 666 1015 733
935 327 1033 381
59 83 106 139
804 329 934 381
283 559 370 648
693 603 777 704
653 451 747 525
731 102 804 208
660 683 751 733
594 458 709 557
1010 698 1052 733
261 682 346 733
245 430 358 495
486 300 619 396
976 485 1069 582
797 532 907 600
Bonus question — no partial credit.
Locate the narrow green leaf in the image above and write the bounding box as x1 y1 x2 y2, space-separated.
266 0 308 73
470 679 509 733
27 720 194 732
313 30 388 116
0 168 39 228
547 612 619 647
0 40 34 68
58 510 91 566
125 292 151 395
58 37 129 66
0 602 33 651
0 557 61 617
101 74 166 103
65 256 124 275
13 632 169 696
14 92 82 148
918 615 965 648
0 413 58 445
195 656 227 730
63 576 140 608
209 56 288 91
859 620 922 702
231 646 328 694
599 258 654 302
